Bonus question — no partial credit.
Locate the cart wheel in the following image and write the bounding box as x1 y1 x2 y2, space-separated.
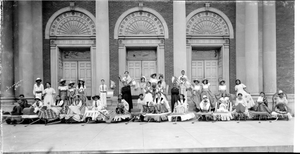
17 119 24 124
6 118 12 124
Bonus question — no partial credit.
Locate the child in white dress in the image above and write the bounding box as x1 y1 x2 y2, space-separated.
199 95 211 112
99 79 107 107
31 98 43 113
234 79 255 109
174 94 188 114
33 78 44 100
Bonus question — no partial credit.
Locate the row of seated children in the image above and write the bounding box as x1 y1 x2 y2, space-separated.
193 90 292 120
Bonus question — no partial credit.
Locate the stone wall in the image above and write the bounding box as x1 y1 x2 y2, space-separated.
42 0 96 84
108 0 174 95
276 1 294 94
186 1 236 93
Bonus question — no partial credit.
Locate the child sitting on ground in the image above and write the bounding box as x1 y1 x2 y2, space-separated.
116 94 129 114
31 98 44 113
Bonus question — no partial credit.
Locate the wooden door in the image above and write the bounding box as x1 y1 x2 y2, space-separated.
191 61 204 81
191 60 218 94
63 62 77 83
142 61 156 79
127 61 142 96
78 61 92 96
205 60 218 94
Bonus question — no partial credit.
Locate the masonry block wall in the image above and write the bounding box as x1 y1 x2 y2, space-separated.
109 0 174 95
42 0 96 84
186 1 236 93
276 1 294 94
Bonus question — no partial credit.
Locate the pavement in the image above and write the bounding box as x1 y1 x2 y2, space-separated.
1 118 295 153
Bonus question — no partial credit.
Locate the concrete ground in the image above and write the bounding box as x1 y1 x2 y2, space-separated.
1 118 294 153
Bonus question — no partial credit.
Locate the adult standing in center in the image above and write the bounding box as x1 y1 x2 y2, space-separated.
119 71 133 112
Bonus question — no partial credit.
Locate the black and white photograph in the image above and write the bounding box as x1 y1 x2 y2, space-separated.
0 0 298 153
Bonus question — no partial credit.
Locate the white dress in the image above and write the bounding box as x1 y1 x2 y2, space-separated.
99 84 107 107
217 97 230 112
178 75 188 98
174 99 188 113
43 88 56 107
144 86 154 105
33 84 44 99
235 84 255 109
200 99 210 111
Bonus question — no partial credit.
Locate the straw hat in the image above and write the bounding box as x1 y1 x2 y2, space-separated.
193 79 200 83
150 73 157 78
68 81 75 85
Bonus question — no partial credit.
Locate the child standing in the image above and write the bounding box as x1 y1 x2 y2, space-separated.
68 81 76 106
33 78 44 100
99 79 107 107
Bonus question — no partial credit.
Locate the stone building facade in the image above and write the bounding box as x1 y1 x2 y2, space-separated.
1 0 294 107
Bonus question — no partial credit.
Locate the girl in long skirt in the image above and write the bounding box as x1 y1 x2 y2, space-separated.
144 82 154 106
43 82 56 108
58 79 68 107
76 79 87 106
234 79 255 110
254 92 271 113
232 93 250 118
99 79 107 107
139 76 147 95
170 82 180 112
190 79 201 112
200 79 216 111
158 74 167 94
178 70 188 99
215 79 233 101
33 78 44 100
150 73 158 94
68 81 76 106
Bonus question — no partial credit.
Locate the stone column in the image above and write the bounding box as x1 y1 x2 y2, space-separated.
96 0 110 92
223 43 230 91
236 1 246 84
18 1 34 97
263 1 277 94
244 1 260 94
32 0 43 81
157 43 165 76
1 1 14 100
173 0 187 76
118 43 126 94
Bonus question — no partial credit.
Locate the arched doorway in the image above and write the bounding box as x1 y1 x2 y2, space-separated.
186 6 234 94
114 6 169 96
45 7 96 97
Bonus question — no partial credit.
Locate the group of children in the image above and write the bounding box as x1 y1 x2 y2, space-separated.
172 70 292 120
9 71 292 122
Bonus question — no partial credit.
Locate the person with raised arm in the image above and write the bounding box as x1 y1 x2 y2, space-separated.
119 71 133 112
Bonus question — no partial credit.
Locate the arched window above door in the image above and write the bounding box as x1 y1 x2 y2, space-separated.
186 7 234 39
45 7 96 39
114 7 169 39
